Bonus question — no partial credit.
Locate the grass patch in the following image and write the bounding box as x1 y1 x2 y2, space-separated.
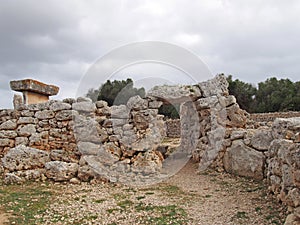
0 182 52 225
117 199 134 209
93 198 106 203
135 203 188 224
236 211 248 219
136 196 145 200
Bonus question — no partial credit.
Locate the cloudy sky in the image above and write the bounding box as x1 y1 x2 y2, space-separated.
1 0 300 109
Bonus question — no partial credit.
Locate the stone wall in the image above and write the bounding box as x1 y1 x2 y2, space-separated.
165 119 180 138
0 74 299 224
0 96 166 185
267 118 300 223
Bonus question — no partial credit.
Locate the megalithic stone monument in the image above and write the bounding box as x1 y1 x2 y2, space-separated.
10 79 59 105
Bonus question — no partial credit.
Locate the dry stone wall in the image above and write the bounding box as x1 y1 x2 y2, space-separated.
0 96 166 185
0 74 299 224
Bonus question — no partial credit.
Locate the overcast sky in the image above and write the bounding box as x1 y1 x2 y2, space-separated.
1 0 300 109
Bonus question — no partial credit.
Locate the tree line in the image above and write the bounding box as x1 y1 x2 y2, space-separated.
86 76 300 119
227 75 300 113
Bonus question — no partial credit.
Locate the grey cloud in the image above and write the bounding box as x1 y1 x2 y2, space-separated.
1 0 300 109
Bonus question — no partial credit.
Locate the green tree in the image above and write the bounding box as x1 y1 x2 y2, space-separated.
86 78 145 106
226 75 257 112
255 77 297 112
158 104 180 119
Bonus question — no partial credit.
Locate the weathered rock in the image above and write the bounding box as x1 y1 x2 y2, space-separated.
4 173 23 184
21 110 34 117
218 95 236 108
131 150 163 174
76 97 92 102
13 94 24 110
226 103 248 128
72 101 96 112
110 105 130 119
0 120 17 130
63 98 76 104
35 110 55 120
78 142 100 155
10 79 59 96
45 161 78 181
15 137 29 146
50 150 72 162
103 142 122 158
223 140 265 180
286 188 300 207
14 169 45 181
273 118 300 139
1 145 50 171
17 124 36 137
95 100 108 108
147 84 201 103
246 129 273 151
127 96 148 110
196 96 218 110
230 129 247 140
282 164 293 190
284 213 299 225
198 74 229 97
55 110 75 121
0 130 18 139
77 165 96 182
73 116 100 142
148 99 163 109
17 117 36 124
0 138 13 147
70 177 81 184
50 101 71 111
269 139 294 164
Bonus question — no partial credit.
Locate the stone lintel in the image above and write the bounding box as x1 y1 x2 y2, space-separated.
10 79 59 96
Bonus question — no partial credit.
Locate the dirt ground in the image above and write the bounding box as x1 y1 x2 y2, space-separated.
0 160 287 225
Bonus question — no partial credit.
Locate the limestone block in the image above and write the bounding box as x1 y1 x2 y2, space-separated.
15 137 29 146
127 95 148 110
147 84 201 103
17 124 36 137
148 99 163 109
230 129 247 140
3 173 23 184
13 94 23 110
50 101 71 111
55 110 75 121
1 145 50 171
45 161 78 181
76 97 92 102
0 120 17 130
50 150 72 162
198 74 229 97
223 140 265 180
246 129 273 151
286 188 300 207
110 105 130 119
0 138 14 147
0 130 18 139
226 103 248 128
63 98 76 104
35 110 55 120
95 100 108 108
17 117 36 124
72 101 96 112
78 142 101 155
10 79 59 96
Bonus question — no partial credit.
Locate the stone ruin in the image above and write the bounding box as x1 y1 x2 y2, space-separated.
10 79 59 106
0 75 300 224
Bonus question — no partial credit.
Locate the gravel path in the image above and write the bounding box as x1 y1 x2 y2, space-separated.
31 160 287 225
